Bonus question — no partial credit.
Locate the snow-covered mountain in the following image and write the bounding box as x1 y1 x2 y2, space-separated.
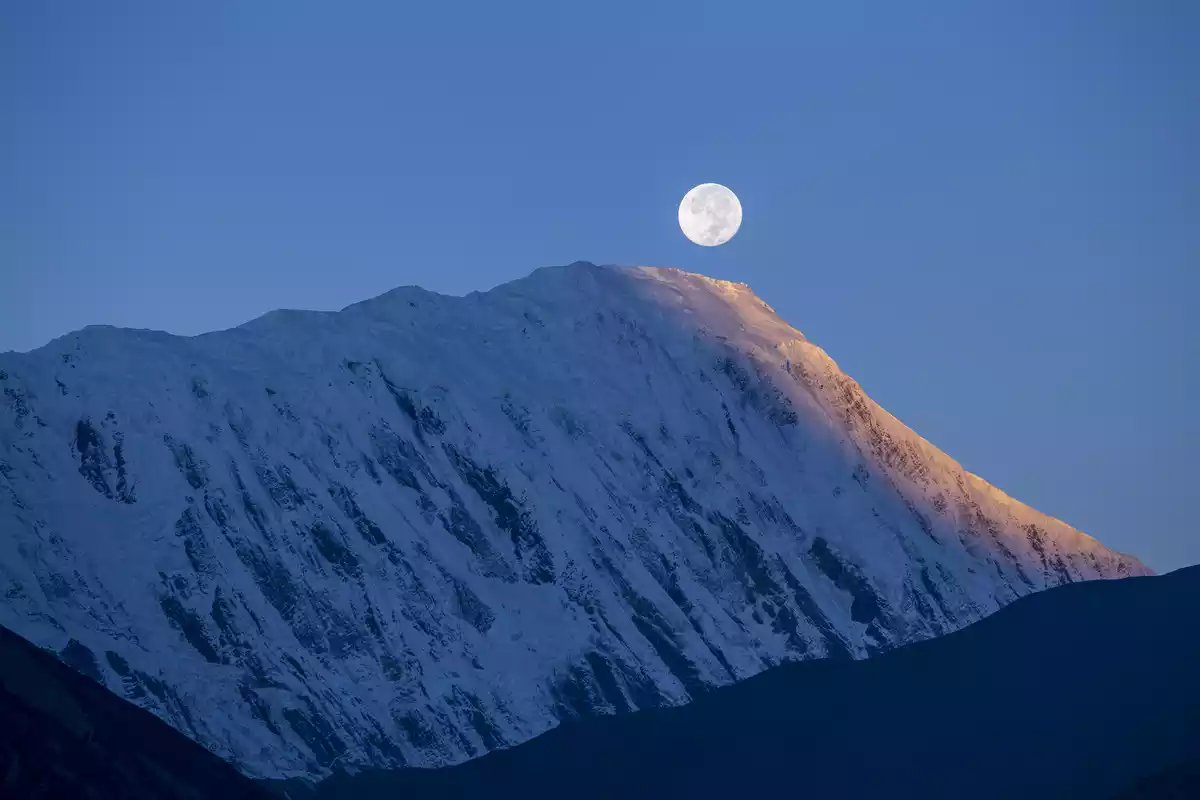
0 263 1148 778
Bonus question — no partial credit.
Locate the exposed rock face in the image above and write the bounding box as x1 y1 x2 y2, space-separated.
0 263 1148 778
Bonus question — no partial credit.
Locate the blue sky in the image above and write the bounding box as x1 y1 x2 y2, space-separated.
2 2 1197 570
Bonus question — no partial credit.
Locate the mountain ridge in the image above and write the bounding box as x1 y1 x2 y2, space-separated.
6 262 1132 554
0 262 1148 778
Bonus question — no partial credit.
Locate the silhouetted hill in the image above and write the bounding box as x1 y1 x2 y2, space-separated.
1114 757 1200 799
0 622 272 799
301 566 1200 800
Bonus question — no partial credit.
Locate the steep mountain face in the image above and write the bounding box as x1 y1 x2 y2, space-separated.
0 263 1148 778
301 567 1200 800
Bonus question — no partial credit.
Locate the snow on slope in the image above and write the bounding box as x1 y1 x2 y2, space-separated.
0 263 1148 778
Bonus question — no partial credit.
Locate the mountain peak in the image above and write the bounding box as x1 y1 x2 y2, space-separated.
470 263 806 358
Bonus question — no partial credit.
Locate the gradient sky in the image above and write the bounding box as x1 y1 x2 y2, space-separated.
2 3 1197 571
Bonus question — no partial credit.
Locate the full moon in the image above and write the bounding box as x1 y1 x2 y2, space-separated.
678 183 742 247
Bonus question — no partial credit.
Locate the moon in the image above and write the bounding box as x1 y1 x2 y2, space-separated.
678 183 742 247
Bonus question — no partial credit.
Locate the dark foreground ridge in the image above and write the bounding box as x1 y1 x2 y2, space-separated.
296 566 1200 800
1115 757 1200 799
0 622 272 799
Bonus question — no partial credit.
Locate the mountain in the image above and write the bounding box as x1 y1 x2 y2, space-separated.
298 566 1200 800
0 620 272 799
0 262 1148 778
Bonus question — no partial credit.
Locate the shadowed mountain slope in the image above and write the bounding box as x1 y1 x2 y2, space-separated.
303 566 1200 800
1114 757 1200 799
0 621 272 799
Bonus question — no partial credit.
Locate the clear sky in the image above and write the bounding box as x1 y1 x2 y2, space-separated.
2 2 1197 571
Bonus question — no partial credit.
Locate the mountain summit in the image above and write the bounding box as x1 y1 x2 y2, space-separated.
0 263 1147 777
